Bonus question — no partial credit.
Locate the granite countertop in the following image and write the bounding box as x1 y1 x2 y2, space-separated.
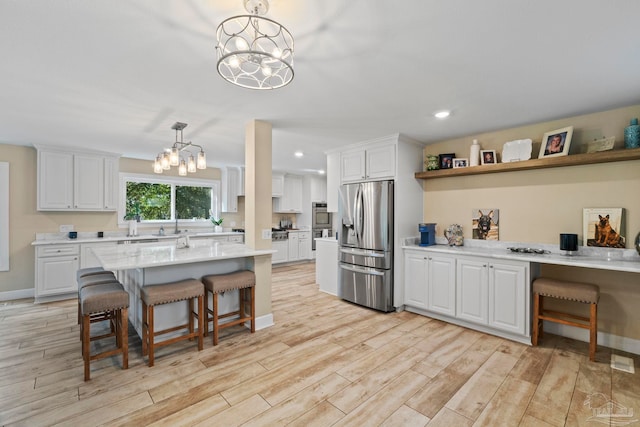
92 239 275 270
402 237 640 274
31 231 244 246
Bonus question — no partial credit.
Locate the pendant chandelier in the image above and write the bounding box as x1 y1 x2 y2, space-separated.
215 0 294 90
153 122 206 175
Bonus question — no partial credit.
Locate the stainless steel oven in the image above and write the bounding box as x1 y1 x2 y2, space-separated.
312 202 332 229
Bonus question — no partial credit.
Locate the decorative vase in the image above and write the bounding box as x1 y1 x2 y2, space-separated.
624 118 640 149
635 231 640 255
469 139 480 166
214 225 223 233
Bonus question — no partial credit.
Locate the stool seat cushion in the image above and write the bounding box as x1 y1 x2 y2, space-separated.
78 272 117 289
202 271 256 294
141 279 204 306
533 278 599 303
76 267 106 281
81 282 129 315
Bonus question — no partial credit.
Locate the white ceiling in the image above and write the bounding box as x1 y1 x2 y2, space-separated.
1 1 639 174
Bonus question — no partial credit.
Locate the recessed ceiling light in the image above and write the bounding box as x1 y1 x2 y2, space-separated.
434 110 450 119
294 151 304 158
318 170 325 175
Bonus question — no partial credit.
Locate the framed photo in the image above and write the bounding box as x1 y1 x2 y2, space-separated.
439 153 455 169
539 126 573 158
583 208 625 248
472 208 500 240
453 158 468 168
480 150 496 165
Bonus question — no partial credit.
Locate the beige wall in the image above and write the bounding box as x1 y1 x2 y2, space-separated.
0 147 244 294
422 104 640 340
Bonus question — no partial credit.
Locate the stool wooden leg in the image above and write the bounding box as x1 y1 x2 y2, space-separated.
188 297 195 341
197 295 204 351
213 293 219 346
250 287 255 333
148 305 155 367
121 307 129 370
203 289 210 337
142 301 148 357
532 293 540 346
589 302 597 362
82 314 91 381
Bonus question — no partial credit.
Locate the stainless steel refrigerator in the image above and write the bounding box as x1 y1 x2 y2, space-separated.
338 180 394 312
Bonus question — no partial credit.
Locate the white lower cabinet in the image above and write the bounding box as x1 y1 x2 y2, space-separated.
404 249 530 343
298 232 311 260
35 244 80 300
288 232 300 261
272 241 288 264
404 250 455 315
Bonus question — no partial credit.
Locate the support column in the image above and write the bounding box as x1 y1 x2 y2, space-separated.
244 120 273 322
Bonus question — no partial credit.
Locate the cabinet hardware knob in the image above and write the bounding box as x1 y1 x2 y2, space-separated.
489 265 494 268
483 264 487 267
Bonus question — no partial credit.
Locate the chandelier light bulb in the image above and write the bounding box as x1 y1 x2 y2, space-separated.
187 154 196 173
169 147 180 166
235 37 249 50
161 152 171 170
178 159 187 176
261 64 272 76
272 47 282 58
154 156 163 173
229 55 240 68
197 151 207 169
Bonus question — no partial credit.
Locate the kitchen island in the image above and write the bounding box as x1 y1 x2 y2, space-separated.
92 239 275 337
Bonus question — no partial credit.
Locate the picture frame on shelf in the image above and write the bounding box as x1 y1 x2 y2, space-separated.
453 158 468 168
583 208 625 248
539 126 573 158
439 153 455 169
480 150 497 165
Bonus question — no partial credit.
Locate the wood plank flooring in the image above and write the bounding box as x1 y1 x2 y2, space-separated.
1 262 638 426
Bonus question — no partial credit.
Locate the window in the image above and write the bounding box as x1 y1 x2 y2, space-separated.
119 173 219 224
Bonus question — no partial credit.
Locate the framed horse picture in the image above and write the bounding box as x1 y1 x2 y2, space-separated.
472 208 500 240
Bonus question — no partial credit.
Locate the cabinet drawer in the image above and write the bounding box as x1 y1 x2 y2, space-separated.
37 244 80 257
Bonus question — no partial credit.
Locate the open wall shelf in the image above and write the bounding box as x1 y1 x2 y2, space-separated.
415 147 640 180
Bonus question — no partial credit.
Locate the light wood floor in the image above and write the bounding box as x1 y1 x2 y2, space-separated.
1 263 638 426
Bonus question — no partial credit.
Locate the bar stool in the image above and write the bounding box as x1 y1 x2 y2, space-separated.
532 277 600 361
201 270 256 345
80 281 129 381
77 270 118 326
140 279 204 367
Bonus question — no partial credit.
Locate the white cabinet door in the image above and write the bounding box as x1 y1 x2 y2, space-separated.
427 254 456 316
340 150 366 183
288 233 300 261
272 241 288 264
74 154 104 210
366 143 396 180
404 250 428 310
309 176 327 202
38 150 73 210
456 257 489 325
103 156 119 210
488 261 527 335
274 175 303 213
238 166 245 196
221 167 239 213
326 151 339 212
298 232 311 260
272 173 284 198
35 244 80 298
228 234 244 243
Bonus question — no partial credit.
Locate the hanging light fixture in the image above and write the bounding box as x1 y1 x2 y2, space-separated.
153 122 207 174
215 0 294 90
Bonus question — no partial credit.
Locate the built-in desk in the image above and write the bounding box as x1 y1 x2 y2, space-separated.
92 239 275 337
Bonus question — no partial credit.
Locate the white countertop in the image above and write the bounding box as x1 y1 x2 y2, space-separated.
314 237 338 243
31 231 243 246
402 238 640 274
91 239 275 270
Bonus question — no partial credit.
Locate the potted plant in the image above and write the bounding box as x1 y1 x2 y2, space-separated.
211 216 223 233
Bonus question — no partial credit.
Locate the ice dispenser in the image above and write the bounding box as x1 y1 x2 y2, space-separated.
419 223 436 246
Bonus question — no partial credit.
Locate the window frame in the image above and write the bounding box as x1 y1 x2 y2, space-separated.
118 173 220 226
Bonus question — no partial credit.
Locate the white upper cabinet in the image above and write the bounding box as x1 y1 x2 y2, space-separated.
272 173 284 198
309 175 327 203
341 142 396 183
37 147 119 211
238 166 245 196
326 151 339 212
221 167 240 213
274 174 303 213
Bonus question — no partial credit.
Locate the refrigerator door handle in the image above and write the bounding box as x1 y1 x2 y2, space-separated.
339 248 385 258
339 263 385 276
354 184 362 245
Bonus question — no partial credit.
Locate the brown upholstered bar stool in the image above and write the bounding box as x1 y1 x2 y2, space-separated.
77 271 118 326
79 281 129 381
201 270 256 345
532 278 600 361
141 279 204 367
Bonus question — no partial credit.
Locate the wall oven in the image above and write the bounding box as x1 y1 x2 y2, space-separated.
312 202 332 229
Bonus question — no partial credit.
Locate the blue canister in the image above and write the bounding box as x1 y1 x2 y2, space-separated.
624 118 640 149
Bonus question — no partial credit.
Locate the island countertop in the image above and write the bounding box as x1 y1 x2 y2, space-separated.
92 239 275 270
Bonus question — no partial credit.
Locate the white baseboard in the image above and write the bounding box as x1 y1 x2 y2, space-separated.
544 321 640 355
254 313 274 330
0 288 34 302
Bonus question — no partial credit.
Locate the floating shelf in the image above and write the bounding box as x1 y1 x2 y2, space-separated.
415 147 640 179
